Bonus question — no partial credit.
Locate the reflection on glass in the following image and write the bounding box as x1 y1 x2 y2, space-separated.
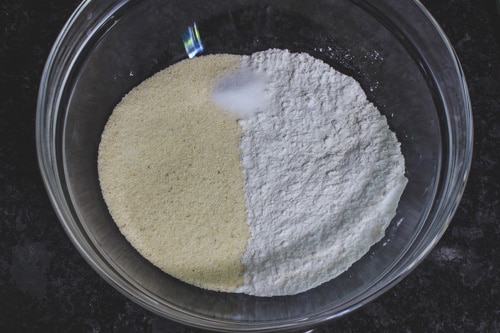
183 22 204 58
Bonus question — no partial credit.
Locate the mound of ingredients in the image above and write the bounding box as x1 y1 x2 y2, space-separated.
98 49 407 296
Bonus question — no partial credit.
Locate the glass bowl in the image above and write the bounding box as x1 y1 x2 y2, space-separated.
36 0 472 331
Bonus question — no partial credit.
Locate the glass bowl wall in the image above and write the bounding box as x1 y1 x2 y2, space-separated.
37 0 472 331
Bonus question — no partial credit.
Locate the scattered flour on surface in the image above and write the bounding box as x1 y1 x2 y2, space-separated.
233 49 408 296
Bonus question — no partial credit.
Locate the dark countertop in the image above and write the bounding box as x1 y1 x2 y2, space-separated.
1 0 499 332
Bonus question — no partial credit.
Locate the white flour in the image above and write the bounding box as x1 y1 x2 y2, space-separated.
232 49 408 296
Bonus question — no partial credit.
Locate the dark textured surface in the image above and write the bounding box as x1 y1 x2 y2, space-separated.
0 0 499 332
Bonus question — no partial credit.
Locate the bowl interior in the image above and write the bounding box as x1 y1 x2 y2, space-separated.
52 0 449 327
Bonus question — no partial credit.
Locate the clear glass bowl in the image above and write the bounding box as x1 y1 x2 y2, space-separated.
36 0 472 331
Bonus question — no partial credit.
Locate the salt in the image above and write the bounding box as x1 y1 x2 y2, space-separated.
212 69 269 118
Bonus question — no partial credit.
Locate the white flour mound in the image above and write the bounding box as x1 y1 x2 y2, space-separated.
234 49 408 296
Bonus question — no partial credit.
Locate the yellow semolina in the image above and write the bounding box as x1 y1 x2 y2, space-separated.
98 54 249 292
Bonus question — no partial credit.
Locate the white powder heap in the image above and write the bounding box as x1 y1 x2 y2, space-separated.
233 49 408 296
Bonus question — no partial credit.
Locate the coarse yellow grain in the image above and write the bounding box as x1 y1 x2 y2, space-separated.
98 54 249 292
